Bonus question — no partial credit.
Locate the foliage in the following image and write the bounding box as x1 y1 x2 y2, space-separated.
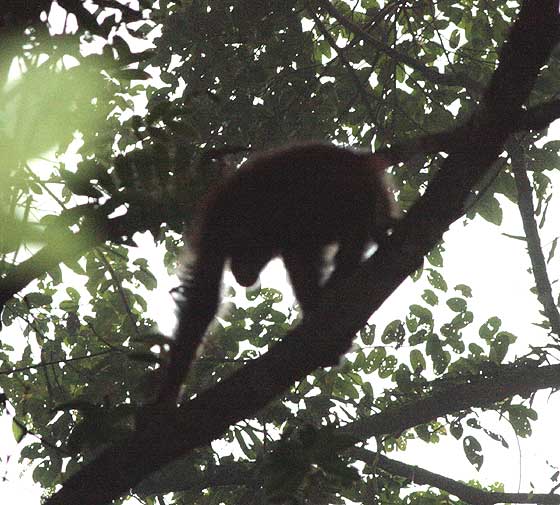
1 1 560 505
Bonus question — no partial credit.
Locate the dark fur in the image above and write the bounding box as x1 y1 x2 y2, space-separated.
159 142 399 402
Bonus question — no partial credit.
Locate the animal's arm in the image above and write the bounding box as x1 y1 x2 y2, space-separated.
283 247 325 313
157 249 225 403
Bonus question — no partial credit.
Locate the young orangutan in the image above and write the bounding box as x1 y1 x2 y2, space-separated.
159 142 400 402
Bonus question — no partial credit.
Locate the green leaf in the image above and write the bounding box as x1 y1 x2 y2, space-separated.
548 238 558 263
360 325 375 345
446 297 466 312
454 284 472 297
427 269 448 291
117 68 152 81
367 347 386 371
427 246 443 267
136 269 158 290
410 304 433 323
381 320 405 344
421 289 439 306
234 429 254 458
450 420 463 440
489 332 514 363
479 317 501 340
506 405 537 437
378 355 397 378
12 418 28 443
59 300 79 312
24 292 53 307
451 311 473 329
410 349 426 372
449 29 461 49
463 435 483 470
476 194 503 226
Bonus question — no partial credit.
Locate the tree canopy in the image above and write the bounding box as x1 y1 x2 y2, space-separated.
1 1 560 504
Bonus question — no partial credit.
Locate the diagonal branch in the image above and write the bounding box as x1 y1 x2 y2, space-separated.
343 360 557 441
509 137 560 337
135 361 560 498
367 451 560 505
136 423 560 505
378 99 560 166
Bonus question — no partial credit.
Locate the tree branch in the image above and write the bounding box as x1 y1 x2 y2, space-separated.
378 99 560 166
344 359 555 441
137 360 560 501
369 451 560 505
509 137 560 337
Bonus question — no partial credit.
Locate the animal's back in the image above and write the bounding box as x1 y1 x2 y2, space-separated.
202 142 386 254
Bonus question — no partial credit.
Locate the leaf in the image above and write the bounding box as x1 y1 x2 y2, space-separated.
476 194 503 226
451 310 473 329
410 304 433 323
450 420 463 440
506 405 537 437
59 300 79 312
410 349 426 372
489 332 514 363
463 435 483 470
454 284 472 297
117 68 152 81
234 429 254 459
427 269 448 291
446 297 466 312
426 246 443 267
378 355 397 378
381 320 405 344
483 428 509 448
24 292 53 307
136 269 158 290
479 317 501 340
367 347 386 371
421 289 439 306
547 237 558 263
360 325 375 345
12 418 28 443
449 29 461 49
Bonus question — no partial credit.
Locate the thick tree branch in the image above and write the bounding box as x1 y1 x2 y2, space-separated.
509 138 560 338
378 99 560 166
344 359 555 441
134 458 254 497
135 361 560 500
